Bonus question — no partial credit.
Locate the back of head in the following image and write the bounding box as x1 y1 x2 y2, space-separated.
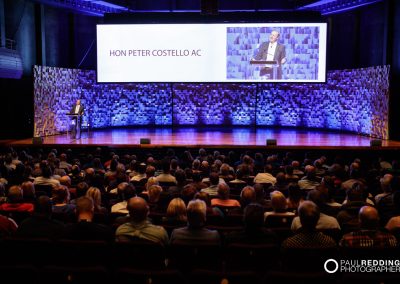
346 182 364 202
21 181 35 200
359 206 379 230
217 183 230 200
118 182 136 201
148 185 162 203
166 198 187 221
86 187 102 207
127 197 149 223
76 196 94 216
276 172 286 184
253 183 265 200
174 169 186 185
59 175 71 187
306 189 326 208
209 172 220 185
35 195 53 216
270 190 287 212
298 201 320 231
187 199 207 228
8 185 23 203
52 185 69 204
240 186 256 208
76 182 89 198
194 191 211 207
244 203 264 230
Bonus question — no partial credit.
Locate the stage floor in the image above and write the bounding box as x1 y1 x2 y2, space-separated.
3 127 400 149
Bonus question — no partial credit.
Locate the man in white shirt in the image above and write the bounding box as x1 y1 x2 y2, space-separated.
69 99 84 139
254 30 286 79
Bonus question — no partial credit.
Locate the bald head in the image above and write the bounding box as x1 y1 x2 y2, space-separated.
127 197 149 222
298 201 320 231
359 206 379 230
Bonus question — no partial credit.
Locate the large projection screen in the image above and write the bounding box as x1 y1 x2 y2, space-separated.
97 23 327 83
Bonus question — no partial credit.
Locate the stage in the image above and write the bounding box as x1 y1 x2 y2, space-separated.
3 127 400 150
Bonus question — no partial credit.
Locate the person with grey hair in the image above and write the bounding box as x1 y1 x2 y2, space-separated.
283 201 336 248
170 199 220 245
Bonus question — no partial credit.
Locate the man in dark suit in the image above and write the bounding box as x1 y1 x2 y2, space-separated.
69 99 84 138
254 30 286 79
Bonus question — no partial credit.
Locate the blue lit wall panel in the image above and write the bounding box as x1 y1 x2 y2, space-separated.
172 84 256 125
34 65 389 139
256 66 389 138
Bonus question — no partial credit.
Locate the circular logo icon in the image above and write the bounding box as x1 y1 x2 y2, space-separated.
324 259 339 273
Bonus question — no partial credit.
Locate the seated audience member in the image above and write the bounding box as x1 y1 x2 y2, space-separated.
155 159 177 184
298 165 320 191
111 183 136 214
239 186 257 210
386 191 400 232
286 183 304 211
225 203 278 245
86 187 108 214
70 181 89 204
181 184 197 205
291 190 340 232
170 199 220 245
194 192 223 217
188 172 208 191
337 183 368 232
341 162 366 192
51 185 75 215
130 163 147 182
0 213 17 237
0 185 34 213
33 161 60 188
147 185 166 212
340 206 397 247
264 191 295 220
291 160 304 177
253 183 270 209
285 165 299 183
167 169 186 196
253 164 276 185
375 174 394 203
219 163 234 183
228 169 247 185
268 172 288 196
16 196 64 239
21 181 36 203
283 201 336 248
376 175 398 225
211 184 241 208
59 175 72 188
64 196 113 242
201 172 220 197
162 198 187 226
115 197 168 245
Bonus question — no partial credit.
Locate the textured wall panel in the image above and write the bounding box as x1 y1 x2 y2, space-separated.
33 65 389 139
172 84 256 125
256 66 389 138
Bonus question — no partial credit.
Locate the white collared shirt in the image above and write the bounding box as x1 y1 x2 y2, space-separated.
266 42 277 61
74 105 80 114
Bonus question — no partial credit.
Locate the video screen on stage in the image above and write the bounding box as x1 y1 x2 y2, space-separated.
96 23 327 83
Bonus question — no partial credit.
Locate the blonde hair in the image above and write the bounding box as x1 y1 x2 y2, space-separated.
86 187 102 211
146 176 159 191
270 190 287 211
166 198 187 222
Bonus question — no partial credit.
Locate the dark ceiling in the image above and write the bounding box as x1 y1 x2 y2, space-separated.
31 0 383 16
